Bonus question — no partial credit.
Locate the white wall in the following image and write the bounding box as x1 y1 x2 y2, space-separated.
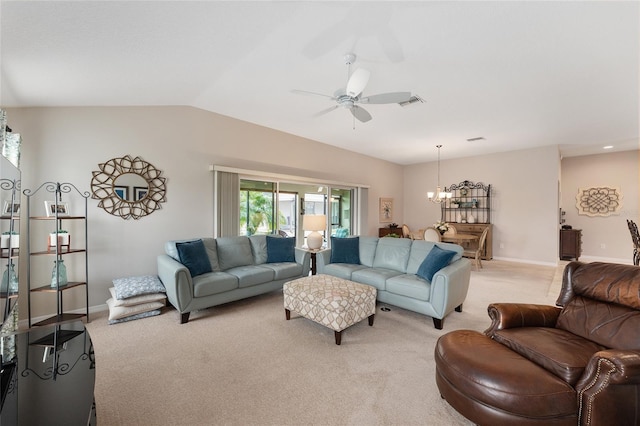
7 106 404 318
404 146 561 265
561 150 639 262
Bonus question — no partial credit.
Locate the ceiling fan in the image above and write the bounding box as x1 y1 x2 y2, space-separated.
292 53 414 123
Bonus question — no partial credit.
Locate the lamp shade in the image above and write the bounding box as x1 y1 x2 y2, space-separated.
303 215 326 231
303 215 326 250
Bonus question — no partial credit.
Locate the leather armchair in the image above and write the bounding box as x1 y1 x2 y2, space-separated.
435 261 640 425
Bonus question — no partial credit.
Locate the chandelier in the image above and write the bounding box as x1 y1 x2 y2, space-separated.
427 145 452 204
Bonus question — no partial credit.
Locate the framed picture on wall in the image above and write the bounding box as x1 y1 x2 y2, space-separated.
114 186 129 200
134 186 148 201
379 197 393 223
44 201 70 217
2 201 20 216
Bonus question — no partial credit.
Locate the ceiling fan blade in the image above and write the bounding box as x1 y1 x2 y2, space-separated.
350 105 372 123
346 68 370 98
291 89 335 100
359 92 412 104
313 105 339 117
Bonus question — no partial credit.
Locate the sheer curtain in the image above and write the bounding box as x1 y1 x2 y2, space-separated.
215 171 239 237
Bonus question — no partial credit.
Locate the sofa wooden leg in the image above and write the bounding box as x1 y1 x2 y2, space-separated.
433 317 444 330
285 308 291 320
455 304 463 312
334 330 342 345
180 312 190 324
368 314 375 326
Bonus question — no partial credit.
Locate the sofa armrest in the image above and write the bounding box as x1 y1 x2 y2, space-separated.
576 349 640 425
485 303 561 336
295 248 311 276
429 258 472 318
157 254 194 313
315 249 332 274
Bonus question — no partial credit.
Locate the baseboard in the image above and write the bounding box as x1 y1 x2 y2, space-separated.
492 256 557 267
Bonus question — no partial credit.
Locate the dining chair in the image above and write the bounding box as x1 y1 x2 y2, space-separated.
402 224 412 239
423 227 441 242
444 224 457 235
627 219 640 266
463 226 489 270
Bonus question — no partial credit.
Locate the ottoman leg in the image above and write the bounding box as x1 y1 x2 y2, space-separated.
368 314 375 326
285 308 291 320
334 330 342 345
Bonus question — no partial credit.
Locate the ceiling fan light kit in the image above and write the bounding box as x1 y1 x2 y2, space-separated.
293 52 417 124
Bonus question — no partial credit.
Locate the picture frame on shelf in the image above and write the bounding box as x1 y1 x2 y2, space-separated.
44 201 70 217
379 197 394 223
2 200 20 215
114 186 129 201
134 186 148 201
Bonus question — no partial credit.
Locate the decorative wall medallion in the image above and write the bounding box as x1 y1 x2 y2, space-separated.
576 186 622 217
91 155 167 220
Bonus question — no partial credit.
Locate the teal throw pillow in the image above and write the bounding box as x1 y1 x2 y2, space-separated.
330 236 360 264
266 236 295 263
417 245 457 282
176 239 212 277
334 227 349 238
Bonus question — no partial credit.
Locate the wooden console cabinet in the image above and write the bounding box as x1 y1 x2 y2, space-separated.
560 229 582 260
453 223 493 260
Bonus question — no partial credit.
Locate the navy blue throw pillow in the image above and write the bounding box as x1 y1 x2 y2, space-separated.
176 239 212 277
417 245 457 282
330 236 360 264
266 236 295 263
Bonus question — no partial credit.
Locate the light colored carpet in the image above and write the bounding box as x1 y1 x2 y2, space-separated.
85 260 560 425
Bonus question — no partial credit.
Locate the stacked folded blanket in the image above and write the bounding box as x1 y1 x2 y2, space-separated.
106 275 167 325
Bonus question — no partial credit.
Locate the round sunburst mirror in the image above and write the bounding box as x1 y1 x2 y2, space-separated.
91 155 167 220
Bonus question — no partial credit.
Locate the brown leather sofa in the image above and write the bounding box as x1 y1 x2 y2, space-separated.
434 261 640 425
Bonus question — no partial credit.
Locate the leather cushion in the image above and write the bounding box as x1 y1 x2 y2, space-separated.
372 237 411 272
557 296 640 350
435 330 576 418
492 327 607 386
216 236 254 270
570 262 640 309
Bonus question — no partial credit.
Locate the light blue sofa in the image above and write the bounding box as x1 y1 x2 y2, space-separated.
157 235 310 323
316 236 471 329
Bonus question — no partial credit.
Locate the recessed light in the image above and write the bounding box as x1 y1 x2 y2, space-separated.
466 137 485 142
603 145 613 149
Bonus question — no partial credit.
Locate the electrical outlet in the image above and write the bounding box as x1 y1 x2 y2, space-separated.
499 243 505 249
600 243 606 249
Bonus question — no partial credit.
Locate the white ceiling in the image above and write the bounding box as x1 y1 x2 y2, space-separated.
1 1 638 165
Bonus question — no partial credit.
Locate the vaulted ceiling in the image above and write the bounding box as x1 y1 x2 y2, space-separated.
1 1 638 164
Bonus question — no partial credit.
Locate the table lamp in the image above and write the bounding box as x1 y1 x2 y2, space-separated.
303 214 326 250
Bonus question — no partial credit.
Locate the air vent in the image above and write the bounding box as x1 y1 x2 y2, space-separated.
398 95 424 107
466 137 486 142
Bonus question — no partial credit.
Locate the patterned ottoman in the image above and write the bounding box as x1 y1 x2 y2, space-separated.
283 274 377 345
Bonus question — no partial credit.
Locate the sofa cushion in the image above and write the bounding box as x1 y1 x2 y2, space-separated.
192 272 239 297
323 263 368 280
386 274 431 301
201 238 221 272
351 267 402 291
358 237 379 267
330 236 360 264
261 262 303 280
216 236 254 270
416 245 457 282
407 241 462 274
226 265 275 288
176 239 213 277
556 296 640 350
492 327 607 386
249 235 268 264
266 236 295 263
372 237 411 273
